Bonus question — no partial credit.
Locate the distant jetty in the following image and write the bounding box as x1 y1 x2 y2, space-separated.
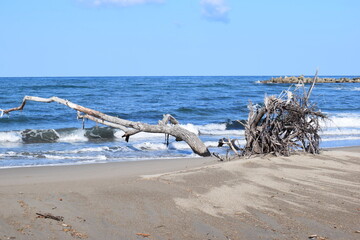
262 75 360 84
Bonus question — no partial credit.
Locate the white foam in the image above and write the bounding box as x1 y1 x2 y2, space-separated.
179 123 245 136
76 146 110 152
47 146 111 154
1 151 18 157
199 123 226 131
322 136 360 142
230 139 246 146
0 131 22 143
322 114 360 128
169 141 191 149
115 130 165 140
204 141 220 147
43 154 107 161
321 128 360 136
133 142 168 151
198 123 245 136
180 124 200 135
114 130 125 139
58 129 88 142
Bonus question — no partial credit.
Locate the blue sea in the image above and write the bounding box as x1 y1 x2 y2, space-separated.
1 76 359 168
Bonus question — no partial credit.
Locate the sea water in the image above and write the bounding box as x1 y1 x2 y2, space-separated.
0 76 359 168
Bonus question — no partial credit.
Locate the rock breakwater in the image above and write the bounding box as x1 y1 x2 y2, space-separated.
262 75 360 84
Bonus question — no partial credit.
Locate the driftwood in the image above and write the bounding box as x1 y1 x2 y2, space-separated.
241 73 326 156
36 212 64 221
216 138 241 161
213 72 326 159
1 76 325 159
0 96 211 157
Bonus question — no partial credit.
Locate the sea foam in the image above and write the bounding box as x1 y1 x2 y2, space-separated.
0 131 22 143
322 114 360 128
58 129 88 142
133 142 168 151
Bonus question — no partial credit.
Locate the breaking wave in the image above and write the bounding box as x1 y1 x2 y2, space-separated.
1 111 360 168
0 131 22 143
133 142 168 151
42 154 107 161
322 113 360 128
322 136 360 142
0 127 117 144
0 122 248 145
197 123 245 136
1 114 360 145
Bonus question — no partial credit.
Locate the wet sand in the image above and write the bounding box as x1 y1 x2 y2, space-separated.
0 147 359 239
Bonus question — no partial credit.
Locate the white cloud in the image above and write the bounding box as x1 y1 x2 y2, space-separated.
83 0 164 7
80 0 230 23
200 0 230 22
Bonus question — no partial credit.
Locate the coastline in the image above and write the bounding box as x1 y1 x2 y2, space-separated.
0 148 359 239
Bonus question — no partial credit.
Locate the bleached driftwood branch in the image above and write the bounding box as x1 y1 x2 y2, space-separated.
1 96 211 157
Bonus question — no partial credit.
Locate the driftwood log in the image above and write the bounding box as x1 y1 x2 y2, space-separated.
36 212 64 221
0 96 211 157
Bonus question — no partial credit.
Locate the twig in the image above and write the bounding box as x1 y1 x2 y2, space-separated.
305 69 318 103
36 212 64 221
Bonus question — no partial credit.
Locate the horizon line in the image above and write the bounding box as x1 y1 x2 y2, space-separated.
0 74 359 78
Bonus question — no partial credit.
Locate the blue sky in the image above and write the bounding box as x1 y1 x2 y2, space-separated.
0 0 359 77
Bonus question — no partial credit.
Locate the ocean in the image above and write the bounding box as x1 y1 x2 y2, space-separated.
0 76 359 168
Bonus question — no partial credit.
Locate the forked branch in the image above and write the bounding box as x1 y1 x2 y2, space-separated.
1 96 211 157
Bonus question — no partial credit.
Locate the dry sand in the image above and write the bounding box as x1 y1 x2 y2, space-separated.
0 147 359 240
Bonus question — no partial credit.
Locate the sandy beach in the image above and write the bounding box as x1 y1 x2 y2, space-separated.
0 147 359 240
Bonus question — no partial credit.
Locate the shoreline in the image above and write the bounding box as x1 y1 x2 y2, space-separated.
0 156 218 185
0 145 359 170
0 147 359 239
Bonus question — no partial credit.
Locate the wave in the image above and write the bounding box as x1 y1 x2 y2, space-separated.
169 141 191 149
46 146 110 154
1 113 360 146
58 129 88 142
0 151 18 157
322 113 360 128
197 123 245 136
334 87 360 91
321 128 360 136
114 131 165 140
322 136 360 142
0 127 117 144
42 154 107 161
133 142 168 151
45 146 131 155
58 127 115 141
21 129 60 143
0 131 22 143
180 124 200 135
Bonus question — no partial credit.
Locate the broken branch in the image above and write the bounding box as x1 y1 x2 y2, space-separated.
2 96 211 157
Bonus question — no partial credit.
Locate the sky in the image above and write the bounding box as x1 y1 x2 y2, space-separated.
0 0 359 77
